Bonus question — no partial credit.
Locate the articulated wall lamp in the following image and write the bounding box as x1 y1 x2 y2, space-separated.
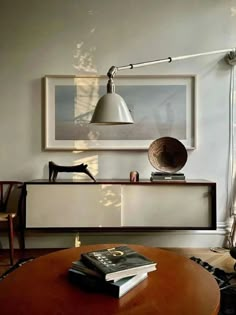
90 47 236 125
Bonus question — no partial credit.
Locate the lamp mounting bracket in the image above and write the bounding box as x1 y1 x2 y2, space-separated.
107 66 118 78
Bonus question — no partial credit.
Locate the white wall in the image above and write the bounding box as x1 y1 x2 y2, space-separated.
0 0 236 247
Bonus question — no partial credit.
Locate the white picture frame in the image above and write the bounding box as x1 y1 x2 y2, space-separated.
44 75 196 151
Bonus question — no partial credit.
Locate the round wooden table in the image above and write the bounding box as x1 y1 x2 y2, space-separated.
0 244 220 315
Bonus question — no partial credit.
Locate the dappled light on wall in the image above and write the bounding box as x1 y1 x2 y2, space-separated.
73 77 100 138
231 6 236 16
73 41 97 73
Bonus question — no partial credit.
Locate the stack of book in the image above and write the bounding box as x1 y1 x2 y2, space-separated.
150 172 185 181
68 245 157 298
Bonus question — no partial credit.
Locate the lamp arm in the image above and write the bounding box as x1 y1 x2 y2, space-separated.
107 47 236 78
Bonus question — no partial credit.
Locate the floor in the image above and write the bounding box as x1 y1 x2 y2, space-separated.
0 247 235 275
169 247 236 273
0 249 59 275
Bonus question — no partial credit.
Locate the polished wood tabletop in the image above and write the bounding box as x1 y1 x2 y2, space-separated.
0 244 220 315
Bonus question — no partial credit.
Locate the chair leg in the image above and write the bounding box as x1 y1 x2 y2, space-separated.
18 186 25 250
7 214 14 265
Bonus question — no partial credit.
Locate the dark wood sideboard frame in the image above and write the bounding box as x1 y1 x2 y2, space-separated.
22 180 216 236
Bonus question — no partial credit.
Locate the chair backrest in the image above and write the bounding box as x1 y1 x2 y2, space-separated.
0 181 24 214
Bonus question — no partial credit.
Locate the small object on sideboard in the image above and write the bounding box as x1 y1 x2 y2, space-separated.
130 171 139 182
48 161 96 182
148 137 187 173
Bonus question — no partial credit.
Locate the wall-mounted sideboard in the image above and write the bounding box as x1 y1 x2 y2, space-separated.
24 179 216 231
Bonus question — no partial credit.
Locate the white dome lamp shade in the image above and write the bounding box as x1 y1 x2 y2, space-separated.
90 93 134 125
90 76 134 125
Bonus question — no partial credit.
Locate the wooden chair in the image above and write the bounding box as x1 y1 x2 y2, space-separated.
0 181 24 265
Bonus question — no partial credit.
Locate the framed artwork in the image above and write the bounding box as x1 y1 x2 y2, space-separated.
44 75 196 151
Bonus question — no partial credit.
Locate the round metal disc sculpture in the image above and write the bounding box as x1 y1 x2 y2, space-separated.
148 137 188 173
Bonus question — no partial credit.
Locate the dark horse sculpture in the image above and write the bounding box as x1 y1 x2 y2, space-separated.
48 161 96 182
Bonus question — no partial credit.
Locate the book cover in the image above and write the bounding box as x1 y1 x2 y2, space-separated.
80 245 156 281
68 268 148 298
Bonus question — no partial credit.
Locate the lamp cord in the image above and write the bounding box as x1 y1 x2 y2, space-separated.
227 65 236 247
227 66 235 215
223 50 236 247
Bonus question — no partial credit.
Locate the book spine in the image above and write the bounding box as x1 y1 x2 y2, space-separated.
71 261 103 278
